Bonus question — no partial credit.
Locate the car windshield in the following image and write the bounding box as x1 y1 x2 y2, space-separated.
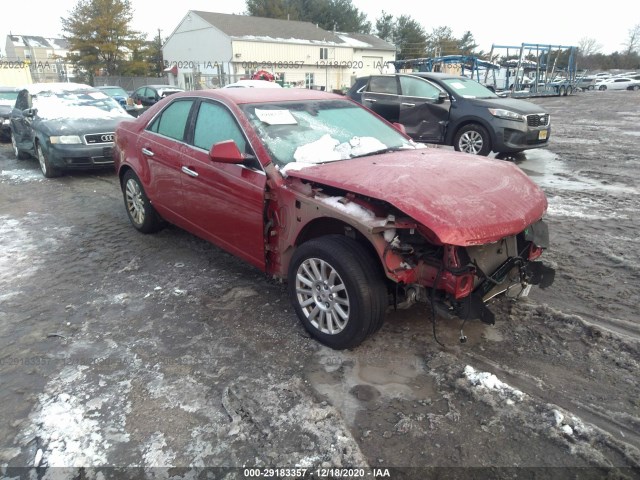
100 87 128 98
241 99 417 169
33 90 127 120
440 77 499 99
0 91 19 101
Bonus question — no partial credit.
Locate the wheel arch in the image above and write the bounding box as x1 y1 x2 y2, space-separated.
446 116 497 147
118 164 134 190
292 216 388 284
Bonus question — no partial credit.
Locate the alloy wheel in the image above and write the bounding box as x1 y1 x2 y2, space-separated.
459 131 484 154
295 257 350 335
125 178 145 226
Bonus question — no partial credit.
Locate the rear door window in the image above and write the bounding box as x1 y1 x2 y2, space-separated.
147 100 194 141
368 76 399 95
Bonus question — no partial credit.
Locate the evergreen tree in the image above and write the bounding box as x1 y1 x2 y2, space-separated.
61 0 144 83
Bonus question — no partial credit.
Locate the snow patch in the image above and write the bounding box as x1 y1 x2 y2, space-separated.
463 365 525 402
316 196 376 222
0 169 45 184
142 432 175 467
292 134 387 164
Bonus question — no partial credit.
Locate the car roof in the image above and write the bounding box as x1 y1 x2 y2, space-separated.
165 88 344 105
144 84 184 89
407 72 465 81
223 80 282 88
21 82 96 94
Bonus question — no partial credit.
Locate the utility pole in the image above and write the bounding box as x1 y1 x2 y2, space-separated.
157 29 163 77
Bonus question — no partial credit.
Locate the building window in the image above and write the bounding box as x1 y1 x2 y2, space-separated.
320 47 328 60
305 72 314 89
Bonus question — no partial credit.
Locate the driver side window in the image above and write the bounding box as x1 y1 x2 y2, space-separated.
193 101 248 154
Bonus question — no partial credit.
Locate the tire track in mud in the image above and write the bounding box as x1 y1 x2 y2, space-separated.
460 351 640 452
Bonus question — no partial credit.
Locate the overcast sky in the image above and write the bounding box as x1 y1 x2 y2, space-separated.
1 0 633 57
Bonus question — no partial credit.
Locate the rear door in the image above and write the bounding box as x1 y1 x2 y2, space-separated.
136 98 195 221
361 76 400 123
180 100 267 270
398 75 450 143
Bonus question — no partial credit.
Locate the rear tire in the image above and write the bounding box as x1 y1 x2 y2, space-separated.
599 85 607 91
122 169 164 233
288 235 386 349
453 124 491 156
11 131 29 160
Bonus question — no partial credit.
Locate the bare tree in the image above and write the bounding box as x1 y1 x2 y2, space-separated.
577 37 602 57
623 24 640 55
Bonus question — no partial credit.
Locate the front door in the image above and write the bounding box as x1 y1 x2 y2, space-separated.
398 75 450 143
180 100 267 270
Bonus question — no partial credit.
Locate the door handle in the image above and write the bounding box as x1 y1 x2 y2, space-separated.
364 98 376 103
141 147 154 156
402 102 415 107
181 166 199 178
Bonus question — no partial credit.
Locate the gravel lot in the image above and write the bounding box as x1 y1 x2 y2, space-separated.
0 90 639 479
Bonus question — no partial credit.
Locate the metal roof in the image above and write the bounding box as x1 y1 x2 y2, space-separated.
190 11 393 50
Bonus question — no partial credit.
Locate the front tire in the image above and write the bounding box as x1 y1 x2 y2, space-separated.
122 169 164 233
288 235 386 350
453 124 491 156
599 85 607 91
37 142 60 178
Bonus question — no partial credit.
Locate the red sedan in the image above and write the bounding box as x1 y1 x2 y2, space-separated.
113 88 554 349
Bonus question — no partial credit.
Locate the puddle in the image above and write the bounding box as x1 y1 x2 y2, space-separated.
517 149 637 194
308 348 433 425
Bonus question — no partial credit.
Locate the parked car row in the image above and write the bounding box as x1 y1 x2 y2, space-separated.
2 78 555 349
96 85 145 116
595 76 640 91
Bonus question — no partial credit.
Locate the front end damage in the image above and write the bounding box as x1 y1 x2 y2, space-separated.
273 178 555 331
380 218 555 325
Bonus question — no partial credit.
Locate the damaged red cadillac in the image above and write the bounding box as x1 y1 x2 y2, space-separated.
113 88 554 349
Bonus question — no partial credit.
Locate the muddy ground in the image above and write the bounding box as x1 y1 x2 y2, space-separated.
0 90 639 479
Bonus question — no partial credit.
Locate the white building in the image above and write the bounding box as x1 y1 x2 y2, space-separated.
162 11 396 91
4 35 75 83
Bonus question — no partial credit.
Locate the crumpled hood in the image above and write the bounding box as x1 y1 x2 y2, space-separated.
285 149 547 246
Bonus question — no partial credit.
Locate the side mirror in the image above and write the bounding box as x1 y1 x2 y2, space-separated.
392 122 406 135
436 92 448 104
23 108 37 117
209 140 245 164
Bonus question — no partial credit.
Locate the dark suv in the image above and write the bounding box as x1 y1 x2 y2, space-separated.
347 73 551 156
